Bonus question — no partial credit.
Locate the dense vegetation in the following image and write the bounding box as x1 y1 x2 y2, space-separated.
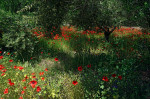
0 0 150 99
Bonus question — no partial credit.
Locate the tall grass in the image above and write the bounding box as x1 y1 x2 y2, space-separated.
0 25 150 99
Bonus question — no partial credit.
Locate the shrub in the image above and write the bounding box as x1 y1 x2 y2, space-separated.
2 25 39 62
0 9 39 62
0 9 19 52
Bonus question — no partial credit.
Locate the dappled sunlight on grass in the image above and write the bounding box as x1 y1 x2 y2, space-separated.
0 25 150 99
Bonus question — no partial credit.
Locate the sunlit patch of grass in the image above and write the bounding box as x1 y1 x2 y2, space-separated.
0 24 150 99
57 71 84 99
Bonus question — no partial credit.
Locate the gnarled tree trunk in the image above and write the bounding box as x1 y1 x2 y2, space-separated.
100 26 116 42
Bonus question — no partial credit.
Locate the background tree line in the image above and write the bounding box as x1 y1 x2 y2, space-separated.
0 0 150 55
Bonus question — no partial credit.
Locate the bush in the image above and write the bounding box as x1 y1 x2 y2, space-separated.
0 9 39 62
0 9 19 52
2 25 39 61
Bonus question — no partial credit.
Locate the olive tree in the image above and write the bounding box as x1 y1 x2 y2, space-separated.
69 0 127 42
34 0 127 41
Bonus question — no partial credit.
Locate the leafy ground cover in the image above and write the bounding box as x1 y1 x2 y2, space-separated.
0 25 150 99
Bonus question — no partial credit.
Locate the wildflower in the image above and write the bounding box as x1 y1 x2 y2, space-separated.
0 64 3 68
0 56 3 59
18 66 24 70
21 91 25 94
39 72 44 76
8 82 14 86
23 86 27 89
37 86 41 92
87 64 91 68
131 48 134 51
7 53 10 55
41 77 45 81
72 81 78 85
9 59 13 62
29 80 37 88
1 73 5 76
118 75 122 80
45 68 48 71
25 75 29 80
0 66 5 71
14 66 17 69
55 58 58 61
102 76 109 82
32 73 35 75
4 88 8 94
78 66 82 71
54 34 59 40
32 76 36 79
112 74 116 77
8 79 11 83
2 69 6 72
19 96 23 99
22 79 26 82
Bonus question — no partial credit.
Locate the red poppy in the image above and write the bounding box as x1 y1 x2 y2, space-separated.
39 72 44 76
8 79 11 83
23 86 27 89
45 68 48 71
19 96 23 99
0 64 3 67
0 56 3 59
22 79 26 82
29 80 37 88
41 52 43 54
25 75 29 80
0 67 4 71
118 75 122 80
9 59 13 62
21 91 25 94
41 77 45 81
32 76 36 79
102 76 109 82
87 64 91 68
0 51 2 54
78 66 82 71
36 86 41 92
8 82 14 86
7 53 10 55
14 66 17 69
4 88 8 94
72 81 78 85
31 57 33 59
18 66 24 70
2 69 6 72
32 73 35 75
1 73 5 76
55 58 58 61
112 74 116 77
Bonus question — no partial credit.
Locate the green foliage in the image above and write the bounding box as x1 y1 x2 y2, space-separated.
35 0 71 37
0 0 34 14
0 9 39 62
69 0 127 30
0 9 20 50
3 26 38 51
121 0 150 28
